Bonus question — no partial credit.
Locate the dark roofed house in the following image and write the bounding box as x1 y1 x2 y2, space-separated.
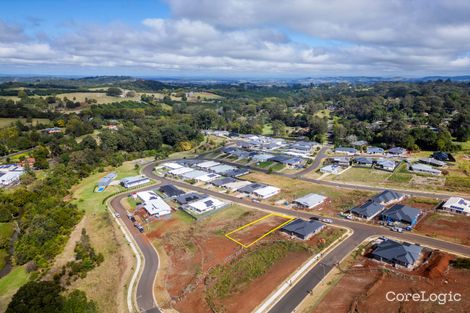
370 239 422 268
381 204 421 226
222 146 237 154
269 155 291 163
366 147 384 154
224 168 250 177
174 192 208 205
354 157 374 167
281 219 325 240
350 201 385 220
388 147 407 156
159 184 185 198
211 177 237 187
432 151 450 161
371 190 405 205
331 157 351 166
238 183 266 194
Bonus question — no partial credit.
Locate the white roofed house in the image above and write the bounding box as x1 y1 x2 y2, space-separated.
167 166 194 176
196 161 220 169
0 164 25 187
441 197 470 216
294 193 327 209
120 175 150 188
195 172 221 182
253 186 281 199
136 191 172 217
409 163 441 176
186 196 227 214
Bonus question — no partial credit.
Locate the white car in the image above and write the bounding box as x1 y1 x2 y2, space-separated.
114 212 121 218
322 218 333 224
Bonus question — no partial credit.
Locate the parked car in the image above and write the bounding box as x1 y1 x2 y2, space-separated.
322 218 333 224
114 212 120 218
390 227 403 233
310 216 320 221
127 213 136 222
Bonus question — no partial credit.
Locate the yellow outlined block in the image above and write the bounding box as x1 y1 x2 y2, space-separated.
225 213 295 248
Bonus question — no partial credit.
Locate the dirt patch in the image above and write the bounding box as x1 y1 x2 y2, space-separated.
227 214 291 247
415 212 470 245
221 250 310 313
312 253 470 313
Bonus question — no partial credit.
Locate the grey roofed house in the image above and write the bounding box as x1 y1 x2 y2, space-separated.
410 163 442 175
388 147 407 155
351 140 368 146
224 168 250 177
159 184 185 197
375 159 397 171
181 170 208 179
175 159 201 167
269 155 292 163
211 177 237 187
294 193 327 209
381 204 421 225
281 219 325 240
222 146 237 154
418 158 446 167
350 201 385 220
331 156 351 166
371 190 405 205
366 146 385 154
174 192 208 205
252 153 275 162
238 183 266 194
232 149 252 159
370 239 422 268
209 164 237 174
335 147 358 154
354 157 374 165
284 157 304 165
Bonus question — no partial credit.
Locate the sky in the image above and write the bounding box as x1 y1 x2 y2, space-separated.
1 0 470 78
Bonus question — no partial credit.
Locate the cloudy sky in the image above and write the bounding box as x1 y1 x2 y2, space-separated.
1 0 470 77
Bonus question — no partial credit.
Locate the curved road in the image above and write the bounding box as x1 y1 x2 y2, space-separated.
110 186 162 313
111 159 470 313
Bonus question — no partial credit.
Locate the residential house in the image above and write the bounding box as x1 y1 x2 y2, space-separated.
353 157 374 167
351 140 368 146
331 157 351 167
432 151 451 161
293 193 327 209
381 204 421 226
209 164 237 175
211 177 237 188
194 172 221 182
224 180 252 191
350 201 385 220
370 239 422 268
281 219 325 240
268 155 292 163
371 190 406 206
196 161 220 169
334 147 358 155
320 164 343 175
174 192 208 205
410 163 442 176
441 197 470 216
224 168 250 177
186 196 227 214
180 170 209 180
96 172 117 192
167 167 194 176
418 158 446 167
159 184 185 198
375 159 397 171
120 176 150 188
136 191 172 217
252 153 275 163
366 147 384 155
253 186 281 199
388 147 407 156
238 183 267 195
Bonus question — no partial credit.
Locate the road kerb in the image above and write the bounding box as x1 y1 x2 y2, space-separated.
253 226 353 313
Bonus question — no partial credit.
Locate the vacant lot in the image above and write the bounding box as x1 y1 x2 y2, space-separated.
243 171 373 213
326 167 392 184
226 213 293 247
415 212 470 245
148 204 339 313
311 252 470 313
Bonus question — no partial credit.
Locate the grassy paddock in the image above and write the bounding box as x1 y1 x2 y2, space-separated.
0 266 30 313
0 117 50 128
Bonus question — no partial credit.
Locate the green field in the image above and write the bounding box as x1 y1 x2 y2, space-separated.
0 118 50 128
0 266 30 313
327 167 392 184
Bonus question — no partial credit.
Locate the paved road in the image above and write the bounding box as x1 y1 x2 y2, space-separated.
142 161 470 313
295 145 330 177
189 157 456 200
110 186 162 313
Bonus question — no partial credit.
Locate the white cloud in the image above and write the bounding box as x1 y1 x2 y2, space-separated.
1 1 470 76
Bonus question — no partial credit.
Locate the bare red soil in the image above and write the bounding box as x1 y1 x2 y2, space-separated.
415 212 470 245
313 252 470 313
228 215 291 246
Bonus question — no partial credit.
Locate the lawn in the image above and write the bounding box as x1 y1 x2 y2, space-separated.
0 266 30 313
271 163 286 171
262 124 273 135
326 167 391 184
0 117 50 128
0 222 14 246
257 161 274 168
49 158 154 313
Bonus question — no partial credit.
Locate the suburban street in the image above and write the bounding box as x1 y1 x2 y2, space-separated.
108 159 470 313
